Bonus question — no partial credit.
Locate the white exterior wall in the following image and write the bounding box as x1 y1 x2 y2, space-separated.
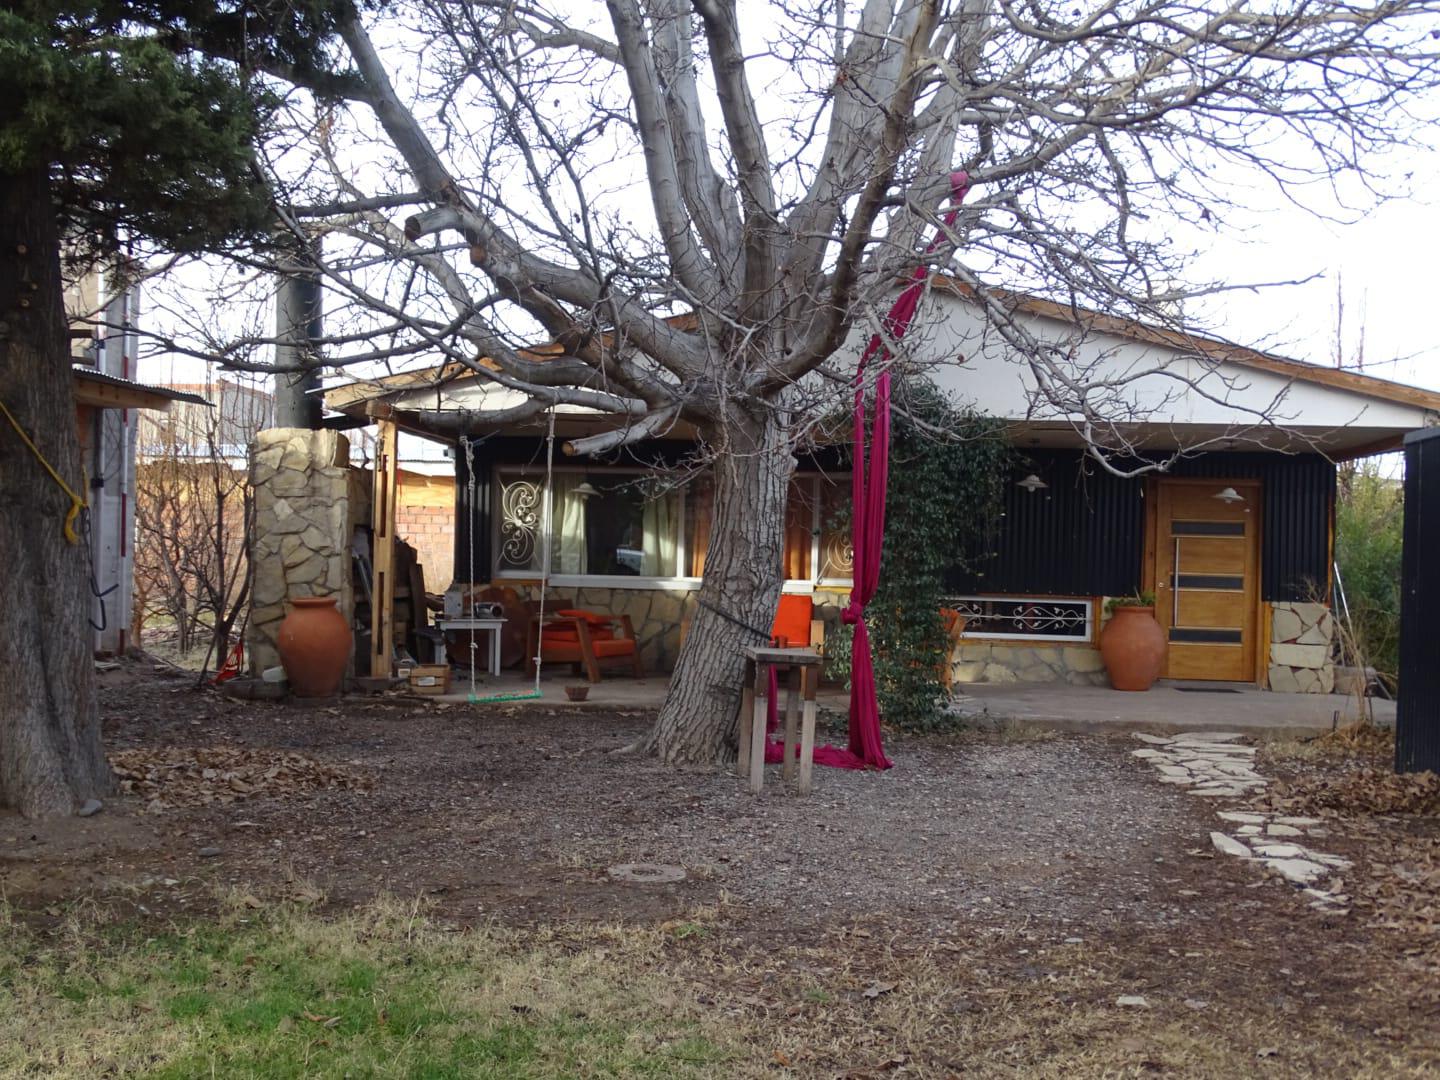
364 291 1434 454
910 293 1431 448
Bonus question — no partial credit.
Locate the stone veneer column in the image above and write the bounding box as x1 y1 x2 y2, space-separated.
247 430 353 675
1267 601 1335 693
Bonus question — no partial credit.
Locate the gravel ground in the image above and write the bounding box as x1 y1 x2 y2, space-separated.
0 667 1219 935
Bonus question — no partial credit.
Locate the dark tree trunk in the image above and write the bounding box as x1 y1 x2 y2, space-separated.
644 410 792 763
0 166 113 817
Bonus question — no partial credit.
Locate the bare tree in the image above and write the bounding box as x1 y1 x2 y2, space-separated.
147 0 1440 763
134 380 266 676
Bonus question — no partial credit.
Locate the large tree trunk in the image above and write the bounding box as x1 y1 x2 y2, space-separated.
644 411 793 763
0 166 113 817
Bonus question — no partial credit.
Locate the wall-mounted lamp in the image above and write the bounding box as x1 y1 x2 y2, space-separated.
573 481 600 499
1017 474 1048 493
1213 486 1245 505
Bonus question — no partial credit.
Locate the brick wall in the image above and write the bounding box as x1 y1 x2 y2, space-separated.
395 471 456 589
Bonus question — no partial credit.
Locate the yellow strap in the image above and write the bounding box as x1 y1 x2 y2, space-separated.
0 398 86 544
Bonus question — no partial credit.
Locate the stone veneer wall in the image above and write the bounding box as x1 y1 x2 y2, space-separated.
1267 601 1334 693
947 642 1108 686
247 429 354 675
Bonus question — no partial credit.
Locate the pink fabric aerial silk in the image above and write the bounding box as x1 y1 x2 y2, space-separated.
764 171 973 770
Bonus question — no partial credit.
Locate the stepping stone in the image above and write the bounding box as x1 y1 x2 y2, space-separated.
1211 832 1252 858
1214 762 1264 778
1265 858 1328 886
1131 749 1166 759
1157 765 1192 777
1237 825 1264 836
1133 733 1174 745
1253 843 1309 859
1171 732 1245 742
1157 775 1195 785
1273 816 1322 828
1217 812 1268 825
1266 824 1303 837
1312 853 1352 870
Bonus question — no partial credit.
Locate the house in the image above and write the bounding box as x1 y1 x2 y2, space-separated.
318 282 1440 692
137 378 275 465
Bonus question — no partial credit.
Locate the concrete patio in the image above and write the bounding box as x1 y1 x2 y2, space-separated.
421 668 1390 740
948 680 1395 738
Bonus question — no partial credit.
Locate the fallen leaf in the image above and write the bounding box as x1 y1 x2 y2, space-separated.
862 982 897 999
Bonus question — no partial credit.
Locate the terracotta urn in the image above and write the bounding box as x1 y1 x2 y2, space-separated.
1100 605 1166 691
276 596 352 697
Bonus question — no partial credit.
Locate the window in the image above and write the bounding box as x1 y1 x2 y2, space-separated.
494 466 854 588
497 469 682 578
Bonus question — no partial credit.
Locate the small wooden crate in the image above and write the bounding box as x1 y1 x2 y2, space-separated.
407 664 452 695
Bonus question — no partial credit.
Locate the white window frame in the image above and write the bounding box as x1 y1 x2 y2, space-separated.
490 465 855 591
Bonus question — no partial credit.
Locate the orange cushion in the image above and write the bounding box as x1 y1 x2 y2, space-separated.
771 595 813 648
590 639 636 658
556 609 614 627
543 611 616 643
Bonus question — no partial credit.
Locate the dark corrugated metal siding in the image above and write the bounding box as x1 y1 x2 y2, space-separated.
948 449 1334 602
1398 430 1440 773
946 450 1143 596
452 440 491 583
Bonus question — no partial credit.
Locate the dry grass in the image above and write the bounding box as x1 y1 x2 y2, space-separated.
2 896 1437 1079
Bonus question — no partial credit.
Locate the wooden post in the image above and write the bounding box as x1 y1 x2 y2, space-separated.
781 664 801 783
749 664 768 796
798 674 818 795
737 657 756 778
370 419 398 678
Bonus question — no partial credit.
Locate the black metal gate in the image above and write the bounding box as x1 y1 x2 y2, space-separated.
1398 428 1440 772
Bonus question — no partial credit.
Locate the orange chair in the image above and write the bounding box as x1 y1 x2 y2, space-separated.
531 607 645 683
770 594 825 652
769 595 826 696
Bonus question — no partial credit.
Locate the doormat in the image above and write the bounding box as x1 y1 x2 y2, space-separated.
1174 687 1243 693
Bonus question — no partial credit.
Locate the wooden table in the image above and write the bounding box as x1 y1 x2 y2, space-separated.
736 646 823 795
434 617 507 677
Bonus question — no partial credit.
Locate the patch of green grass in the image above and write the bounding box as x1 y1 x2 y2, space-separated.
0 899 734 1079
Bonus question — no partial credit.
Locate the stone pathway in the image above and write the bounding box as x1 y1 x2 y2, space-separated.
1130 732 1352 912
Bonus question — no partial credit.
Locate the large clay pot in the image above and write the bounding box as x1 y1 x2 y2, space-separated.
1100 605 1166 691
276 596 352 697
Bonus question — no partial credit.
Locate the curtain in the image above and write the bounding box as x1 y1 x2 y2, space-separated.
783 478 812 580
551 475 588 574
641 490 677 576
688 477 712 577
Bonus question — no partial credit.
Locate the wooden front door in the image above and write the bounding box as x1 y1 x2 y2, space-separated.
1154 479 1261 682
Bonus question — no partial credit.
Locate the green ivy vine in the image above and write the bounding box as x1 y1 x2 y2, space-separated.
824 379 1013 731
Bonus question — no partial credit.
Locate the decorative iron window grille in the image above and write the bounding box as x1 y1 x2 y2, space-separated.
498 478 543 570
942 595 1093 641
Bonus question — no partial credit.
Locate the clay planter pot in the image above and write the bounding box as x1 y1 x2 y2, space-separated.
276 596 352 698
565 684 591 702
1100 605 1166 691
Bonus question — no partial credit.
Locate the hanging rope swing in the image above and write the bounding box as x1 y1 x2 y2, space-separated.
456 406 557 704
